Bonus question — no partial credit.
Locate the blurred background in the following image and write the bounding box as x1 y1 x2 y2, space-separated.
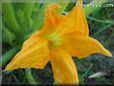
1 0 114 85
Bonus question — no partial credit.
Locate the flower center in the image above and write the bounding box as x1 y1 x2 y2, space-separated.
44 33 62 48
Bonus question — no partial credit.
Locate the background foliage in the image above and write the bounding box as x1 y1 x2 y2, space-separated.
1 0 114 85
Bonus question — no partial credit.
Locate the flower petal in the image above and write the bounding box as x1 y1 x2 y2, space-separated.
5 32 49 70
40 3 63 35
40 0 88 37
54 0 89 36
50 48 79 84
62 35 112 58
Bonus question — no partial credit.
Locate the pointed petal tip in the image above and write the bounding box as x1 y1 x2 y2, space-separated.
4 66 11 71
102 49 112 57
3 69 7 72
3 68 11 72
4 63 15 71
107 52 112 57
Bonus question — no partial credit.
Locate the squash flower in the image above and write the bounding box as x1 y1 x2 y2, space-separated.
5 0 112 84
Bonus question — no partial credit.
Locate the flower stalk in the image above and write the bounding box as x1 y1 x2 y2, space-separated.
25 68 38 85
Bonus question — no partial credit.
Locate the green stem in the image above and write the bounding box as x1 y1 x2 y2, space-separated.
23 3 35 20
81 64 93 80
1 46 20 66
2 3 23 36
23 3 35 29
85 0 108 16
25 68 38 85
87 16 113 24
93 24 112 37
2 22 16 45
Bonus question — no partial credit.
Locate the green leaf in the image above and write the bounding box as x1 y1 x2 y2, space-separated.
23 3 35 20
1 46 20 66
32 3 49 32
2 26 16 45
2 3 23 36
23 3 35 30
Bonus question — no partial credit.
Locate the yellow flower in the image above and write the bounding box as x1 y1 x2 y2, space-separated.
5 0 112 84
